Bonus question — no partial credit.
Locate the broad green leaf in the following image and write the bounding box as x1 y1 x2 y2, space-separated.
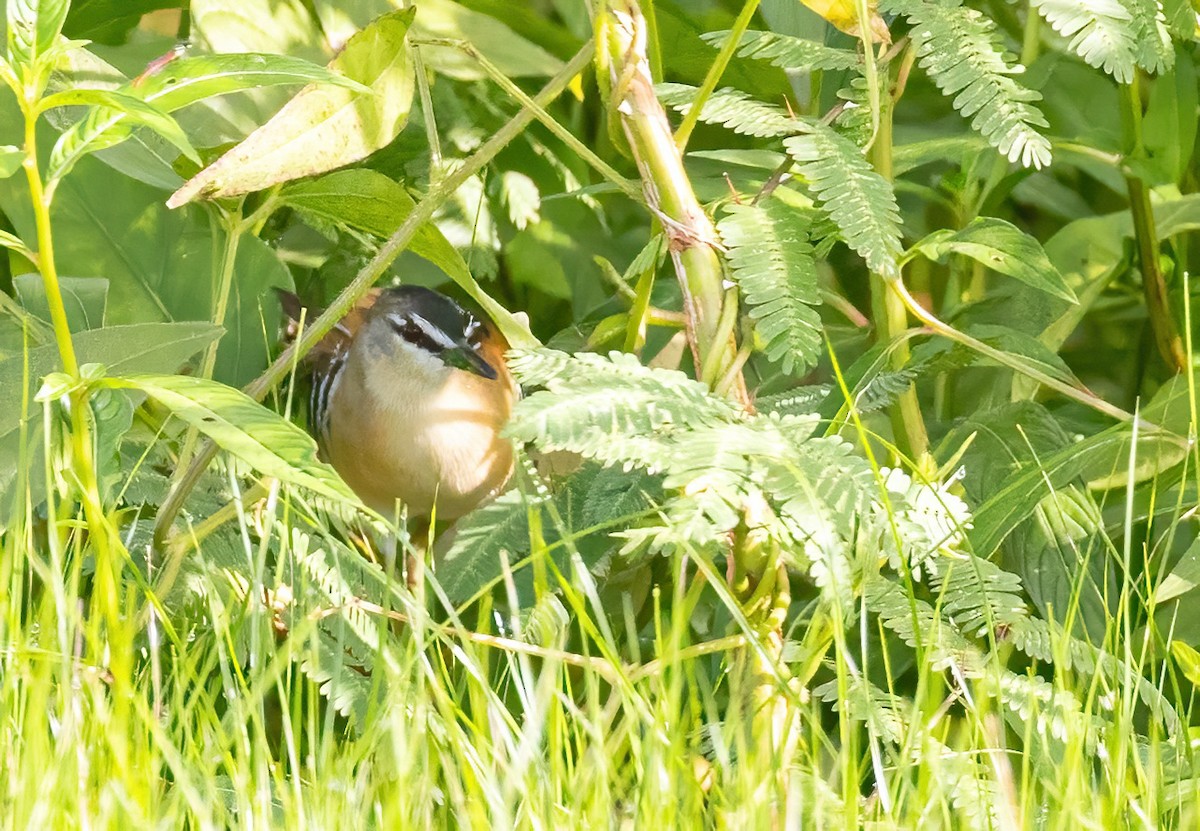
13 274 108 330
1075 373 1193 490
1007 485 1112 640
96 374 356 503
49 50 364 190
0 322 221 418
909 217 1076 303
0 145 23 177
1171 640 1200 688
965 416 1188 556
44 87 199 182
0 154 295 386
1144 49 1198 185
62 0 182 45
279 168 465 274
278 168 535 349
313 0 563 81
191 0 327 63
131 53 369 112
0 322 221 507
410 0 562 79
168 9 416 207
1157 537 1200 605
7 0 70 68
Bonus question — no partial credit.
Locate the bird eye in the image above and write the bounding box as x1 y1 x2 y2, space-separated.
388 316 443 354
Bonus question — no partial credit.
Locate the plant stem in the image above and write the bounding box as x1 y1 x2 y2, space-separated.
600 0 749 406
890 279 1149 426
150 42 598 597
868 59 931 469
1121 78 1186 374
673 0 760 151
21 103 78 379
1020 5 1041 67
424 38 643 204
20 77 125 646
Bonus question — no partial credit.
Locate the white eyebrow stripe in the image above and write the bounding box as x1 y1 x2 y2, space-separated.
408 313 459 349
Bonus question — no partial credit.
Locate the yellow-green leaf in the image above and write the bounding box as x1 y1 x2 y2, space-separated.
167 9 416 207
97 373 357 503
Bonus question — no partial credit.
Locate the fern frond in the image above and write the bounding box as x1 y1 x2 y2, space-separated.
701 29 861 71
717 199 823 374
1028 0 1141 83
657 83 800 137
814 675 1002 828
507 349 738 472
889 0 1051 168
1125 0 1174 75
783 124 904 279
284 530 392 723
855 368 920 413
754 385 831 415
998 670 1103 751
930 555 1028 637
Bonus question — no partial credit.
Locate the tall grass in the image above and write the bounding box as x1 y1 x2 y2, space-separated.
1 427 1196 828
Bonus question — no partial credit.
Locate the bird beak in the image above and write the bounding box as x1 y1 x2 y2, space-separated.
444 341 498 380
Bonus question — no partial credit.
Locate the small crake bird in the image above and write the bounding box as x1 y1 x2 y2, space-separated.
279 286 516 521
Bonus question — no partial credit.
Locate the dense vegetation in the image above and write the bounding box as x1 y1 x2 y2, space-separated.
2 0 1200 826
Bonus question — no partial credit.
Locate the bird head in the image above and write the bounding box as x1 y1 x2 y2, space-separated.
363 286 499 380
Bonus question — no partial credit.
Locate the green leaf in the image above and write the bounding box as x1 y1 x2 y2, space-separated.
134 53 368 111
886 0 1051 168
1143 48 1197 184
13 274 108 330
702 29 859 71
1074 372 1192 489
44 87 200 182
1156 537 1200 605
405 0 563 80
0 154 295 386
7 0 70 68
908 218 1076 303
1028 0 1142 84
1171 640 1200 688
0 145 23 178
717 199 822 375
278 168 455 260
277 168 534 350
437 487 537 605
50 52 365 191
191 0 327 63
784 123 903 280
0 322 222 507
96 374 356 503
62 0 183 45
657 83 800 137
168 8 416 206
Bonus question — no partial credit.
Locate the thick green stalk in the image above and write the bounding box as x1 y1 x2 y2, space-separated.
150 43 598 596
868 63 931 469
600 0 748 405
1121 78 1186 374
20 79 126 649
21 106 77 378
